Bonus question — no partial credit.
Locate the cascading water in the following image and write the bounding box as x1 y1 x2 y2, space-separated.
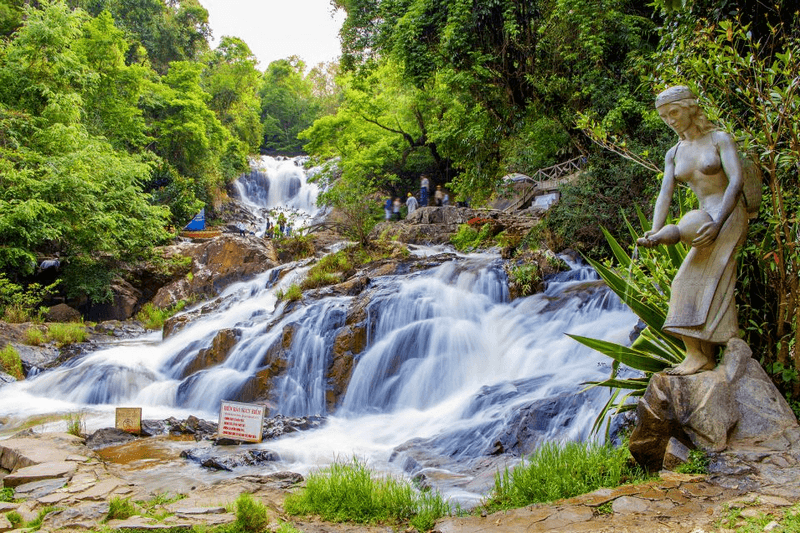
233 155 322 234
0 157 639 504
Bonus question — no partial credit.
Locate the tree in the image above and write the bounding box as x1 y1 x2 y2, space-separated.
202 36 263 153
260 57 321 152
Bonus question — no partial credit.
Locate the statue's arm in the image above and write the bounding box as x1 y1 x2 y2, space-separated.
645 146 677 238
693 131 744 247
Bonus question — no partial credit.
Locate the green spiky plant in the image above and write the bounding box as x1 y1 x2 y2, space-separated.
571 190 697 434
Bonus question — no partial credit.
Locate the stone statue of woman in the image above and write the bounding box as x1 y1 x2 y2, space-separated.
637 86 747 375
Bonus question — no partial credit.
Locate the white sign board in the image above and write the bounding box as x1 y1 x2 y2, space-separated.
218 401 266 443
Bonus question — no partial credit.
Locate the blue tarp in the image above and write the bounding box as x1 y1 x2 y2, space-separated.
184 208 205 230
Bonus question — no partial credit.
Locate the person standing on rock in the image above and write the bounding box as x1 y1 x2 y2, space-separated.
420 174 430 206
637 85 747 376
434 185 444 206
392 197 402 220
406 192 418 214
384 197 393 220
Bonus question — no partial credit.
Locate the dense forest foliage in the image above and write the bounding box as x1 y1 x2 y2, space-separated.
0 0 334 303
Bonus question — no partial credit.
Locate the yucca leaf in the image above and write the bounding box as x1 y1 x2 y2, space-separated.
568 334 671 373
600 226 632 270
586 257 667 330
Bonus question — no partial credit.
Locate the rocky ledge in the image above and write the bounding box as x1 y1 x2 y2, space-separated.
3 431 800 533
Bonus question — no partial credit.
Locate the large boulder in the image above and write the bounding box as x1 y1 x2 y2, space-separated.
45 304 82 323
151 235 278 309
629 338 800 471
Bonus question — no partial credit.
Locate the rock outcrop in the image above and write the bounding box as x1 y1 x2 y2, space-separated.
152 235 279 309
629 338 800 471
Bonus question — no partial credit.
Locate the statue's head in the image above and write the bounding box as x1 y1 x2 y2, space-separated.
655 85 714 137
655 85 696 108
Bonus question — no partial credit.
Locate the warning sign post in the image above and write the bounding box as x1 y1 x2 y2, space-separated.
218 401 266 443
115 407 142 434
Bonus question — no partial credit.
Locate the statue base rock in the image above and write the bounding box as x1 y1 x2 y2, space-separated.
629 338 800 471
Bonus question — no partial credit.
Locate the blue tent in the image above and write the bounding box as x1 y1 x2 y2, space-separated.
184 208 205 230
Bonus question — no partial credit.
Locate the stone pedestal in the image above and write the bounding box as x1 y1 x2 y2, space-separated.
629 338 800 471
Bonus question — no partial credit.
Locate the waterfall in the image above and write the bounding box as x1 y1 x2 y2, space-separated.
0 247 636 503
233 155 322 234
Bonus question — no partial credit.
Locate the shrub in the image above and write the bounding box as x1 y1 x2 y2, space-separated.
483 441 650 512
0 344 23 380
46 322 88 347
276 234 315 261
507 263 541 298
284 457 450 532
136 301 188 331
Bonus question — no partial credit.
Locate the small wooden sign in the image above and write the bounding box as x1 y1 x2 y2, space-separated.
115 407 142 434
218 400 266 443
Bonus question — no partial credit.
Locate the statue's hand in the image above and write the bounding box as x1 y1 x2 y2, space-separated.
692 220 721 248
637 236 655 248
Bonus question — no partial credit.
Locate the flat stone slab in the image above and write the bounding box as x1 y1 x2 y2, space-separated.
11 478 66 499
3 461 77 487
0 434 86 471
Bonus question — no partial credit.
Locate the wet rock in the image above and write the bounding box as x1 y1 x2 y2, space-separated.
90 321 146 339
262 414 326 440
13 342 60 375
151 236 278 310
180 448 279 471
180 329 240 378
140 417 218 440
85 428 138 450
234 471 304 489
45 304 82 323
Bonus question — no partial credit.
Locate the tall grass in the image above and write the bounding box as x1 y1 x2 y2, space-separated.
64 412 86 437
284 458 450 532
0 344 23 379
483 441 650 512
46 322 88 346
104 497 138 522
24 327 47 346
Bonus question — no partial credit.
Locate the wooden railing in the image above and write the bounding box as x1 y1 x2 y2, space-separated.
530 155 587 184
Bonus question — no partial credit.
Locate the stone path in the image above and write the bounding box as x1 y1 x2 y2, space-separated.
1 432 799 533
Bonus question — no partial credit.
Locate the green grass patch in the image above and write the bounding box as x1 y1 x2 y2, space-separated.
27 506 59 531
277 284 303 302
24 326 47 346
674 449 709 475
136 301 188 331
105 496 139 522
5 511 22 528
0 344 23 379
482 441 650 512
0 488 14 502
284 457 450 532
450 222 497 252
46 322 89 346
